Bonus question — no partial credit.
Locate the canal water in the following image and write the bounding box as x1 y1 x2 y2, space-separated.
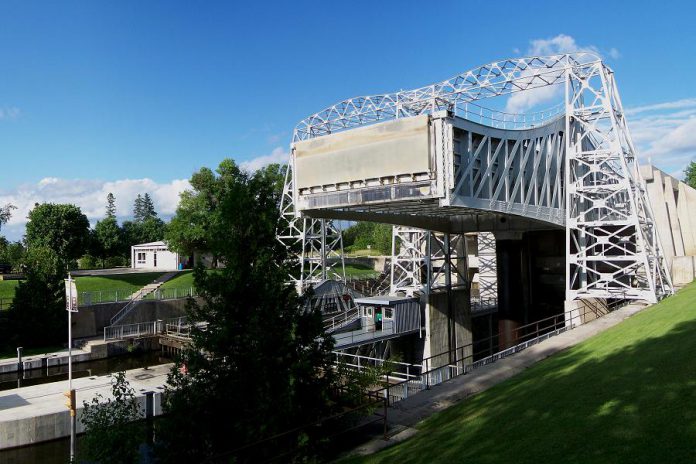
0 351 171 392
0 351 172 464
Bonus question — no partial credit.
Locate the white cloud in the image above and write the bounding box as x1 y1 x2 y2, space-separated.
0 107 20 120
0 177 190 240
626 98 696 176
240 147 289 172
505 34 615 114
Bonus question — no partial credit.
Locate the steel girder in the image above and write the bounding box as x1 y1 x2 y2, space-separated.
279 53 673 303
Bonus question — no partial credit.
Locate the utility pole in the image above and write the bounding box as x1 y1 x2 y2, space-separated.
64 274 78 462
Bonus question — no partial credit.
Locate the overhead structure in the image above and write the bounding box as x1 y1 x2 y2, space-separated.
278 53 672 303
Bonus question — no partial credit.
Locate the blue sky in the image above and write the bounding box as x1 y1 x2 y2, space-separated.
1 0 695 239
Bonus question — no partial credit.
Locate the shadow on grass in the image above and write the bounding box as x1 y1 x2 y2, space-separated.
349 284 696 464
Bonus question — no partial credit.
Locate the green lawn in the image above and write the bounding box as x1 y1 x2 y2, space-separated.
0 280 20 300
344 264 380 278
159 270 195 289
347 282 696 464
74 272 165 294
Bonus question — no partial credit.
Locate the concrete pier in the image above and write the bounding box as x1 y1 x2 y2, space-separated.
0 363 171 449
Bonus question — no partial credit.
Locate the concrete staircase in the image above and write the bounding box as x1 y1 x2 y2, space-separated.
109 272 179 326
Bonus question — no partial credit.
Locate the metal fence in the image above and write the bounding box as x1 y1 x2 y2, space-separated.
104 316 189 341
79 286 198 306
337 304 613 406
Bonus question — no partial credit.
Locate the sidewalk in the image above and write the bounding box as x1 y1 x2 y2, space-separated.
348 302 649 457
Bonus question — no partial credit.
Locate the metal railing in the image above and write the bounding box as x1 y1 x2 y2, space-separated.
79 286 198 306
104 316 189 341
324 307 360 332
104 320 162 341
336 303 614 406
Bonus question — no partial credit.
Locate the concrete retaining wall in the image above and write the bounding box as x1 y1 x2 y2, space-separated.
72 297 203 339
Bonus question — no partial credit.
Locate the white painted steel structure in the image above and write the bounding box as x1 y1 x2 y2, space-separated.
278 53 672 303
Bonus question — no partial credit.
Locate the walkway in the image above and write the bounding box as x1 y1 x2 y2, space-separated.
347 302 648 457
0 363 171 449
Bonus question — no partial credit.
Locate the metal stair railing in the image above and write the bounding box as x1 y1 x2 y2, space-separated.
323 307 360 332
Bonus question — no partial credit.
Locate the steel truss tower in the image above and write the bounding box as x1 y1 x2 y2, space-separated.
564 61 671 302
390 226 468 296
277 161 345 291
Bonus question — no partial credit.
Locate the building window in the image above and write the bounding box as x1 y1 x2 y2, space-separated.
137 252 146 265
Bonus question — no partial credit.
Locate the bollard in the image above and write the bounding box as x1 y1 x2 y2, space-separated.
16 346 23 373
145 391 155 444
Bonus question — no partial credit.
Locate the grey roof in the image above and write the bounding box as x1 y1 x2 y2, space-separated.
354 295 418 306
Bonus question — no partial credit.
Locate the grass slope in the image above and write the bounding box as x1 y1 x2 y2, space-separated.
348 282 696 464
75 272 165 294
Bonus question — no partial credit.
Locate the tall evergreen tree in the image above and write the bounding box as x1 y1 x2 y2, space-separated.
106 193 116 219
142 193 157 220
133 194 144 222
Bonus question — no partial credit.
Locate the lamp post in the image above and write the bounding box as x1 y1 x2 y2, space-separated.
64 274 78 462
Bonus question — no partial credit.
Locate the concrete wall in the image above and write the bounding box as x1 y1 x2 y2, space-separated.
641 164 696 285
72 298 201 339
673 256 696 286
423 288 472 369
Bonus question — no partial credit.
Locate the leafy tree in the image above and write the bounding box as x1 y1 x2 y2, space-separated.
106 192 117 219
7 247 66 347
0 203 16 230
0 240 25 271
343 222 392 255
25 203 90 264
157 159 336 462
166 163 285 258
93 217 123 266
80 371 143 464
122 217 167 248
684 161 696 190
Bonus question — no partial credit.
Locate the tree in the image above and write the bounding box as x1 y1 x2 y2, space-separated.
142 193 157 220
7 246 66 347
166 163 286 258
684 161 696 190
0 203 16 230
25 203 90 264
93 217 123 266
343 222 392 255
0 240 25 271
132 194 145 222
106 193 116 219
80 371 143 464
157 159 336 462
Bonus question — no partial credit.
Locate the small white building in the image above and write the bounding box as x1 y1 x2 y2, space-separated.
131 241 182 271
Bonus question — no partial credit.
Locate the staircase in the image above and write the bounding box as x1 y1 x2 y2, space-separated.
109 272 179 326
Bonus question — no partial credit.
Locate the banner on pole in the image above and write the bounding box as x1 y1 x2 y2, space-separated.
65 278 78 313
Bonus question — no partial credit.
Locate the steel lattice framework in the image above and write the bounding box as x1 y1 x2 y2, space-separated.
279 53 672 303
390 227 468 296
278 162 345 291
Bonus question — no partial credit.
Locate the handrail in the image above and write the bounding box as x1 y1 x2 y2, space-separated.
323 307 360 332
342 302 622 405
